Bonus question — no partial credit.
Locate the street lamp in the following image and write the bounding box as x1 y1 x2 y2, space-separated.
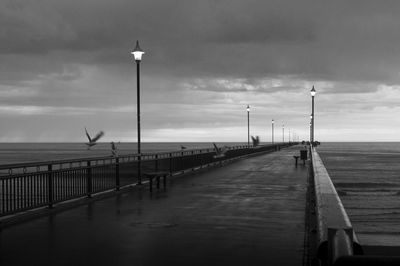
247 105 250 147
282 123 285 143
310 114 313 143
272 119 274 144
131 40 145 185
310 86 316 145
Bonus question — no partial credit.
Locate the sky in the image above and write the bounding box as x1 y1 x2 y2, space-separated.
1 0 400 142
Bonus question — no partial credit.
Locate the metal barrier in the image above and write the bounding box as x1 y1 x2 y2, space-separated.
310 147 363 265
0 143 294 217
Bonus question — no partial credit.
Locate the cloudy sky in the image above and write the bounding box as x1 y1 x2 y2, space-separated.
1 0 400 142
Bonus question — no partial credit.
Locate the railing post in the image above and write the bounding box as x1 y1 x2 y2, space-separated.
191 151 195 170
199 150 203 168
155 154 159 172
1 178 4 214
87 160 92 198
137 155 142 185
115 157 120 191
47 164 53 209
169 153 172 175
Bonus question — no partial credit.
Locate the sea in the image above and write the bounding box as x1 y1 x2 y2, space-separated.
317 142 400 247
0 142 398 247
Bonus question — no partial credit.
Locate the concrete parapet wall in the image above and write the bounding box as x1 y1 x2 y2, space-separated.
311 147 363 263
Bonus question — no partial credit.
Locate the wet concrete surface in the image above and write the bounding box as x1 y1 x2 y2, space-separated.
0 146 308 266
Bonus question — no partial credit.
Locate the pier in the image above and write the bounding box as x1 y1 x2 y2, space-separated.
0 145 307 265
1 145 400 265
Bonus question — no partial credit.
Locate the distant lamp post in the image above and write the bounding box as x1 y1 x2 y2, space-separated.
131 40 145 184
289 128 291 144
310 114 313 143
282 124 285 143
247 105 250 147
310 86 316 145
272 119 274 144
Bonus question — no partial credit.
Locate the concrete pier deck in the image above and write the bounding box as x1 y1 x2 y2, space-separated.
0 146 309 266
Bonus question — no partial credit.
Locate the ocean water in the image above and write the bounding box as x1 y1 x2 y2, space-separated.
317 142 400 246
0 142 248 165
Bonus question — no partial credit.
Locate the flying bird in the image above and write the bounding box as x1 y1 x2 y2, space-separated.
85 128 104 149
213 143 228 159
251 136 260 147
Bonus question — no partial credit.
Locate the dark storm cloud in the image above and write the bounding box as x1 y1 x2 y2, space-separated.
2 0 400 84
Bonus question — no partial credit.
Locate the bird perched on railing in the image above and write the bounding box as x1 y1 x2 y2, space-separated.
85 128 104 149
111 141 118 157
213 143 228 158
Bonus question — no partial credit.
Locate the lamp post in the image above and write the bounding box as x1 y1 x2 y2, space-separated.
289 128 291 144
247 105 250 147
131 40 145 185
282 123 285 143
311 86 316 145
310 114 313 143
272 119 274 144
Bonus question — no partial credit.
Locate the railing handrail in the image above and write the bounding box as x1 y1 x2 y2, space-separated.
311 147 363 264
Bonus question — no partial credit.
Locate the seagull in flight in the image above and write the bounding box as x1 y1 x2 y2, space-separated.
213 143 228 159
85 128 104 149
251 136 260 147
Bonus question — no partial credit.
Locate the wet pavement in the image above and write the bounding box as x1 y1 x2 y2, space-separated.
0 146 308 266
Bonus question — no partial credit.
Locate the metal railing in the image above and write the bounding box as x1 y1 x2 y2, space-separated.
0 143 293 217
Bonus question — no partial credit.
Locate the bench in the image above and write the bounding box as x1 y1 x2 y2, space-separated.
144 171 169 192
